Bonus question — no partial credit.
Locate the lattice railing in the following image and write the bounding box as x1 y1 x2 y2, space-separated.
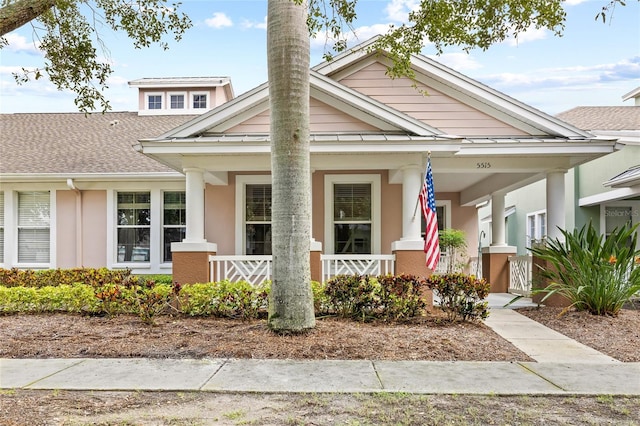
508 255 532 296
209 255 272 286
209 254 397 285
321 254 395 283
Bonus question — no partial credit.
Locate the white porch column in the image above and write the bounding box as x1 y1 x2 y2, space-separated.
391 164 424 252
546 170 566 242
184 167 206 243
402 165 423 241
490 192 506 246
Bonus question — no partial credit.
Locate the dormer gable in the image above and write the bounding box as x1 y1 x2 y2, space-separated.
128 77 234 116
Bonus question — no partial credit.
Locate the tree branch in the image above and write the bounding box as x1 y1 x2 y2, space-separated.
0 0 55 36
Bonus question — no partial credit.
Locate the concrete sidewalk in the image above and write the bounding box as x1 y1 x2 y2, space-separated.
1 294 638 396
1 358 639 395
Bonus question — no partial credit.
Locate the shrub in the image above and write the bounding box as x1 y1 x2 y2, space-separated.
425 273 489 322
376 274 428 320
323 274 381 320
0 267 133 288
179 280 269 319
530 222 640 316
0 283 99 314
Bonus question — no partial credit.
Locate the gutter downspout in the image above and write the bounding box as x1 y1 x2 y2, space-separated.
67 179 83 266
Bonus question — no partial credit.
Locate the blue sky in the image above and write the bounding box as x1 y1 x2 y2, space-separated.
0 0 638 115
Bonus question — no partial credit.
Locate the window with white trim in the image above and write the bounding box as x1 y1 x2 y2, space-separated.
17 191 50 263
147 94 162 110
602 202 640 249
245 184 272 255
192 94 207 109
325 174 381 254
162 191 186 262
169 94 185 109
117 192 151 262
333 183 372 254
0 192 4 264
526 210 546 248
421 204 449 237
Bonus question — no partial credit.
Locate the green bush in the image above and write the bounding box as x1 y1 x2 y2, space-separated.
0 283 99 314
0 267 133 288
323 274 429 321
179 280 269 319
376 274 428 320
531 222 640 316
425 273 489 322
323 274 381 320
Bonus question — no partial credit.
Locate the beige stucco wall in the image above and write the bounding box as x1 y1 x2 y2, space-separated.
56 190 77 268
199 170 476 258
82 190 107 267
56 189 107 269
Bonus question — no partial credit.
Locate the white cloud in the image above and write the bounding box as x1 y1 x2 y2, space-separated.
241 15 267 30
429 52 482 71
205 12 233 29
505 26 550 46
385 0 419 23
3 32 41 54
563 0 589 5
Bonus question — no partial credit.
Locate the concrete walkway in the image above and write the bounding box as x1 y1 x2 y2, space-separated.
1 294 639 396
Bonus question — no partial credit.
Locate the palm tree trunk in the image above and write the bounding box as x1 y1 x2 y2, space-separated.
266 0 315 332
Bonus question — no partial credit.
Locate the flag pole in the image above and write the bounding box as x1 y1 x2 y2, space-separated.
412 151 431 220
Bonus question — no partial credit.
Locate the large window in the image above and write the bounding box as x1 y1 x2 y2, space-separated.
526 210 546 248
18 191 50 263
117 192 151 262
0 192 4 264
163 191 186 262
325 174 381 254
245 184 272 255
333 183 372 254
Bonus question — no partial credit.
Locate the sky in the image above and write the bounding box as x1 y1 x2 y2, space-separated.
0 0 638 115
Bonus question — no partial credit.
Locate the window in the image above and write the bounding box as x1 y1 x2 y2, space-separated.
333 183 372 254
526 210 546 248
245 184 272 255
147 95 162 110
18 191 50 263
162 191 186 262
421 204 448 246
0 192 4 264
170 94 184 109
117 192 151 262
193 94 207 109
325 174 381 254
603 203 640 249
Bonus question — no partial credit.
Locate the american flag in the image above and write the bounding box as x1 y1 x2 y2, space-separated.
419 157 440 270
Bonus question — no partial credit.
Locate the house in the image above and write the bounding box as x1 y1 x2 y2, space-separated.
479 87 640 261
0 38 618 292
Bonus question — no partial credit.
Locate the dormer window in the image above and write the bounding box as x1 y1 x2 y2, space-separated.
147 95 162 110
170 94 185 109
193 94 207 109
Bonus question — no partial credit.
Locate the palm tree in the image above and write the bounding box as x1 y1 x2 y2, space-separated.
266 0 315 332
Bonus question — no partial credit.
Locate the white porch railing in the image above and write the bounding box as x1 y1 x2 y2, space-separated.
508 255 533 296
321 254 395 283
209 254 396 285
434 254 482 277
209 255 272 287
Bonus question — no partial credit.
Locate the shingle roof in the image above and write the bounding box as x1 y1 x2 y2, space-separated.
0 112 194 174
556 106 640 131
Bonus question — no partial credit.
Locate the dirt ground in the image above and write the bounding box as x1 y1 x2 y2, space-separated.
1 305 639 425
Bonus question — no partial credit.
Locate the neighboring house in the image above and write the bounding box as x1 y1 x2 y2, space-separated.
479 87 640 259
0 38 617 292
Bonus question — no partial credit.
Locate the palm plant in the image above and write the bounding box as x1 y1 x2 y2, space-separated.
531 222 640 316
